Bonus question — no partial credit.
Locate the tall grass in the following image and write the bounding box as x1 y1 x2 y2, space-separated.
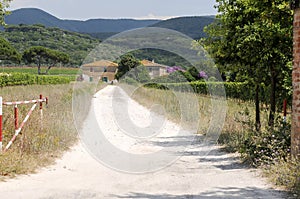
125 86 252 135
0 83 97 179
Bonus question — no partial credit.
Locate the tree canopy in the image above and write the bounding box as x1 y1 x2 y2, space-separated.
0 0 11 26
115 54 140 80
202 0 293 128
2 24 99 66
23 46 70 74
0 36 21 63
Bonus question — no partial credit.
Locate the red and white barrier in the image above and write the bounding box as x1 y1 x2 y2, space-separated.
3 99 47 106
0 95 48 152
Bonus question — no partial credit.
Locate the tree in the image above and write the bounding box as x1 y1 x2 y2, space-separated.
0 0 11 26
115 54 140 80
23 46 69 74
127 65 151 83
0 36 21 63
202 0 293 129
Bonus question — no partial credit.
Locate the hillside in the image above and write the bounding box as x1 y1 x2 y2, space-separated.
3 8 215 40
1 24 100 66
150 16 215 39
4 8 160 33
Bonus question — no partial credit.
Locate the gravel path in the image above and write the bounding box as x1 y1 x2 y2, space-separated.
0 86 288 199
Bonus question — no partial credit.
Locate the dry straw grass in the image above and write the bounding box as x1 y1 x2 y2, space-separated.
126 86 253 136
0 83 100 179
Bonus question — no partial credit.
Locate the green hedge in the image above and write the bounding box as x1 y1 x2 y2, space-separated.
0 73 72 87
144 81 254 101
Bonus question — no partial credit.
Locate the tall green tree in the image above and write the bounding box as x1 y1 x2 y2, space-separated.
202 0 293 129
0 1 19 63
115 54 140 80
0 0 11 26
0 36 21 63
23 46 70 74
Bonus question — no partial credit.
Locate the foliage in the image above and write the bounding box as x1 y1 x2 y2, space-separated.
125 65 151 83
0 72 72 87
121 77 139 85
239 117 291 166
145 81 254 100
2 24 99 66
115 54 140 80
0 0 11 26
264 156 300 195
22 46 70 74
0 66 79 75
202 0 293 127
132 49 192 68
167 71 190 83
198 71 208 79
0 36 21 63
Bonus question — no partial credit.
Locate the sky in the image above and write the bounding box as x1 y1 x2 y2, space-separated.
9 0 218 20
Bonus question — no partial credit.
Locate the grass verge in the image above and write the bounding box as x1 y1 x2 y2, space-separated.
0 82 102 179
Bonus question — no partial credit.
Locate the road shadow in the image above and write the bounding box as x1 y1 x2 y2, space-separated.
110 186 293 199
149 134 248 171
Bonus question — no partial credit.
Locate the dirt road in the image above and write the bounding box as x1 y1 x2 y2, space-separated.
0 86 288 198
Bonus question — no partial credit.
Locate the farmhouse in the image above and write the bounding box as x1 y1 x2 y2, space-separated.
81 60 118 82
81 59 169 82
141 59 169 79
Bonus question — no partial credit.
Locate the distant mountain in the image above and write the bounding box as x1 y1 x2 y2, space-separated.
150 16 215 39
4 8 160 33
3 8 215 40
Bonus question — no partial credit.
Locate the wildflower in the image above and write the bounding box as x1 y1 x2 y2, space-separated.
167 66 185 73
198 71 208 79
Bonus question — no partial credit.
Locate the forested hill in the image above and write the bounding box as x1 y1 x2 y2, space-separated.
3 8 215 40
150 16 215 39
3 8 160 33
1 24 100 66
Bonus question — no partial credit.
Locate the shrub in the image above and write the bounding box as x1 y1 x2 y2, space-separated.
0 73 72 87
121 77 138 85
264 156 300 195
36 75 72 85
144 81 253 100
239 117 291 166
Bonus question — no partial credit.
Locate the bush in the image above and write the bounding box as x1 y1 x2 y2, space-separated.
144 81 253 100
36 75 72 85
264 156 300 195
121 77 138 85
0 73 36 87
239 117 291 166
0 73 72 87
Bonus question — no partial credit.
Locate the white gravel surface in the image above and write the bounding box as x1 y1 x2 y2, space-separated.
0 86 289 199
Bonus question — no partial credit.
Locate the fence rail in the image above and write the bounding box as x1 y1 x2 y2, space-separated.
0 95 48 152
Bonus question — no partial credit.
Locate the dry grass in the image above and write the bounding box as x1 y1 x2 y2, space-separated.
263 157 300 197
124 85 254 136
0 83 102 179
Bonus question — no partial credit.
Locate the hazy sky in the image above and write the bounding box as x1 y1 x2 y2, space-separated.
9 0 218 20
